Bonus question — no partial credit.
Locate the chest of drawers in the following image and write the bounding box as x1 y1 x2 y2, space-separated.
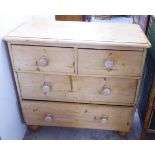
5 20 150 134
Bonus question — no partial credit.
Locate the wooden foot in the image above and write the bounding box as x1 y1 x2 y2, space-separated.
118 131 127 138
29 125 40 132
140 132 146 140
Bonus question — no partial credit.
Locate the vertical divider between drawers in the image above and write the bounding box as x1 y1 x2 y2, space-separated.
74 47 78 75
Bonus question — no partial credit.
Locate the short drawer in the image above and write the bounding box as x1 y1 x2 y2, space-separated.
21 100 133 131
78 49 143 77
18 73 73 102
12 45 75 74
71 76 137 104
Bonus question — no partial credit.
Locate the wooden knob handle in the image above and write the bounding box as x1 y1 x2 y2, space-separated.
100 116 108 124
44 114 53 122
102 86 111 96
42 82 52 94
37 56 49 67
104 60 113 70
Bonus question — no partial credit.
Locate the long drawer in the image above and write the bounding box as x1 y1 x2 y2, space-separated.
78 49 143 77
18 73 137 105
21 100 133 131
12 45 75 74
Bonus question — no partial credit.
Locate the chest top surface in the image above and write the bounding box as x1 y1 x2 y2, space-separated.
5 19 151 48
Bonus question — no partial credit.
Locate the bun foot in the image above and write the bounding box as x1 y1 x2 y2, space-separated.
118 131 127 138
29 125 40 132
140 132 146 140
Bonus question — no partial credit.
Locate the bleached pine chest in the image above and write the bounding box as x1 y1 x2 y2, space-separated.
5 20 150 135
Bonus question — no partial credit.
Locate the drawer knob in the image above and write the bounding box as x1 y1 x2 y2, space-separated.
42 83 52 94
44 114 54 122
102 86 111 96
104 60 113 70
100 116 108 124
37 56 49 67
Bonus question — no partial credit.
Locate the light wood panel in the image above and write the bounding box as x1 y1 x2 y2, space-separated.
5 21 151 48
18 73 137 105
7 39 145 51
7 42 23 102
78 49 143 77
21 100 133 131
12 45 75 74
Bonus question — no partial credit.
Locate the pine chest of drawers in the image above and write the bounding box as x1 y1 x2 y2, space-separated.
5 20 150 134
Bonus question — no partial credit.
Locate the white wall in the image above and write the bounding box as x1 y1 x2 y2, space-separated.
0 15 55 140
0 15 30 140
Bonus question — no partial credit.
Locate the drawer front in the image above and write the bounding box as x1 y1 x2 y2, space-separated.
21 100 133 131
12 45 75 74
78 49 143 76
18 73 72 101
18 73 137 105
71 76 137 104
